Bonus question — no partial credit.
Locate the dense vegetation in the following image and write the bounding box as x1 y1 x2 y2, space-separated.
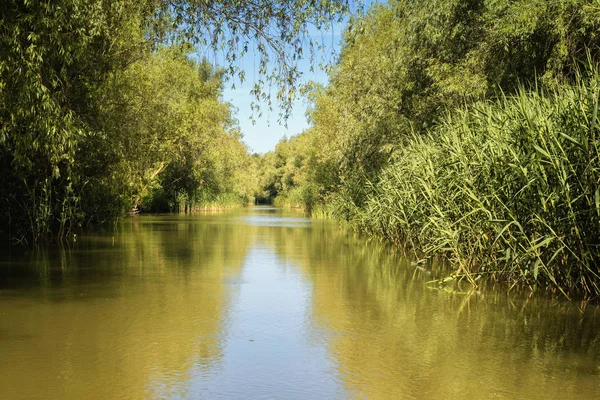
0 0 351 243
260 0 600 298
5 0 600 298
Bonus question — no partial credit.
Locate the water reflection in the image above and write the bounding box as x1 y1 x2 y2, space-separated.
0 214 252 399
0 207 599 399
263 223 600 399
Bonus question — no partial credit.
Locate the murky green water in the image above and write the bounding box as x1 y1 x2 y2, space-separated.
1 207 599 399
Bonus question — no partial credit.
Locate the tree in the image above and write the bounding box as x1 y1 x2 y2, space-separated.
0 0 355 242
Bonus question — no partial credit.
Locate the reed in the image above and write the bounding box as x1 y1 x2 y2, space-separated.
357 69 600 298
174 191 247 213
273 184 319 212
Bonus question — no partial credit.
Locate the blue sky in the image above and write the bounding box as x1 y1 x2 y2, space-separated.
208 1 382 154
220 24 347 154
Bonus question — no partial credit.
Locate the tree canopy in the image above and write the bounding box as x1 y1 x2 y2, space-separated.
0 0 354 242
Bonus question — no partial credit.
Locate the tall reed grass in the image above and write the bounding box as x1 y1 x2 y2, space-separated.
273 184 319 212
174 191 247 213
358 71 600 298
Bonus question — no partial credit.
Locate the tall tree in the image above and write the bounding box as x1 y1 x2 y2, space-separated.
0 0 354 242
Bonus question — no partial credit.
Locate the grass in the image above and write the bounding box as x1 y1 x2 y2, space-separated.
273 184 318 212
175 192 248 213
354 70 600 299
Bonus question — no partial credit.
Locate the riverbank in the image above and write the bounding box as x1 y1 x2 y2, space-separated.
357 76 600 299
254 1 600 300
272 75 600 300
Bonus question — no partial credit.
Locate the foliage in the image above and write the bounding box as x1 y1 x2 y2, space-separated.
0 0 352 242
91 49 249 215
162 0 357 118
254 132 330 211
296 0 600 214
256 0 600 296
360 73 600 298
0 0 151 242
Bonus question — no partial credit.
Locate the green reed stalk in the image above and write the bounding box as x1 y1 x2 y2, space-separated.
357 68 600 299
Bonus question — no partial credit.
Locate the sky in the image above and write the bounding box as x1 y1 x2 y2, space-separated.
220 25 346 154
205 1 382 154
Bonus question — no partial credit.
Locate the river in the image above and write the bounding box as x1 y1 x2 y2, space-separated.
0 206 599 399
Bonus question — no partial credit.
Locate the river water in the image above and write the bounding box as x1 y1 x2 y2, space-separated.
0 207 599 399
